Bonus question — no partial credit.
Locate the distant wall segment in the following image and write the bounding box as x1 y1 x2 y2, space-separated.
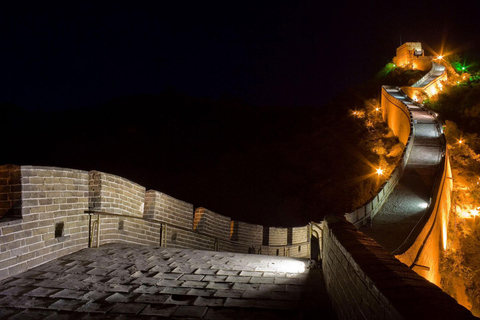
346 86 415 227
0 165 312 281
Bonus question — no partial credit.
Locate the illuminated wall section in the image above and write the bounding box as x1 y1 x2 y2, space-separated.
381 86 412 146
395 152 453 286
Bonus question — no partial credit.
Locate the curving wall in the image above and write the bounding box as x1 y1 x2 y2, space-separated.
346 86 415 227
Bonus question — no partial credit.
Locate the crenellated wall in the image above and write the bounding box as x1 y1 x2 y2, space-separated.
0 165 312 281
0 166 90 280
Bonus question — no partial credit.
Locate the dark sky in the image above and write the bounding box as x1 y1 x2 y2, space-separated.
2 1 480 111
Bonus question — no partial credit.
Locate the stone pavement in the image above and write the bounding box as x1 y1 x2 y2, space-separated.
0 243 335 319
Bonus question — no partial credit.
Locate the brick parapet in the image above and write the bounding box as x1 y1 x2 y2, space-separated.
89 170 145 217
0 166 90 280
144 190 193 229
193 207 231 241
322 215 476 320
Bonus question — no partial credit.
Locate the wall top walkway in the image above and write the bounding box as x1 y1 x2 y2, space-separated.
360 88 444 253
0 243 335 319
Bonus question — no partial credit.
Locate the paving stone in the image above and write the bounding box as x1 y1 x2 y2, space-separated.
206 282 233 290
106 277 133 285
2 278 38 287
75 301 116 313
259 284 286 292
186 288 217 297
203 275 228 282
48 298 86 311
194 296 226 307
285 284 312 293
0 285 34 296
224 297 256 308
232 283 260 291
171 266 197 274
81 290 111 302
82 275 107 283
225 275 251 283
64 265 92 274
8 296 58 309
132 285 160 294
86 268 110 276
105 284 134 293
155 279 183 288
273 278 299 285
7 309 58 320
108 302 147 314
25 287 61 297
147 265 172 273
161 286 191 295
249 277 274 284
213 289 243 298
178 274 205 281
181 280 208 288
105 292 137 303
153 273 181 280
216 270 239 276
194 268 217 275
0 307 22 319
242 289 272 299
172 305 207 318
254 267 276 272
203 307 238 320
51 288 88 299
139 304 177 317
165 294 197 305
134 293 170 304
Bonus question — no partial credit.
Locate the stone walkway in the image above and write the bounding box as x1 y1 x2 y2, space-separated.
0 243 335 319
360 94 444 253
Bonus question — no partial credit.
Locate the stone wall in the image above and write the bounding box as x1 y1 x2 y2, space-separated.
346 86 415 227
322 215 476 320
395 151 453 286
89 170 145 217
0 166 90 280
0 165 313 281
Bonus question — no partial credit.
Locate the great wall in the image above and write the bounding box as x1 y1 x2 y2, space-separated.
0 42 477 319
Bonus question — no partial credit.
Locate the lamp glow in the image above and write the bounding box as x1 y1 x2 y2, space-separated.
270 260 306 273
419 202 428 209
376 168 384 175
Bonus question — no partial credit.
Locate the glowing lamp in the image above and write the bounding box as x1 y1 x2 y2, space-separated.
376 168 384 175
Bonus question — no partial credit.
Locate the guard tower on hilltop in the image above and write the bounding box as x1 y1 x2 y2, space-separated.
393 42 431 71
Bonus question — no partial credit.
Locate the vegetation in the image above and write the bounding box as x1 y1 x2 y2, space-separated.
425 55 480 316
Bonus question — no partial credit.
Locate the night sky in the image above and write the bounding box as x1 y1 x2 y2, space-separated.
2 1 480 111
2 1 480 226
